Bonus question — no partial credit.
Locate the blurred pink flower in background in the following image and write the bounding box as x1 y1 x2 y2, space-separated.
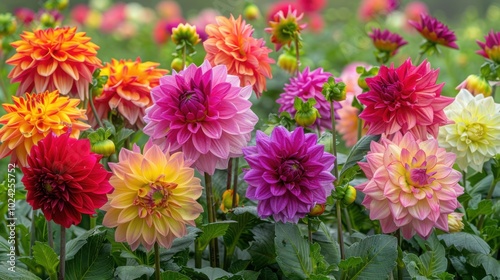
191 9 220 41
267 1 299 21
297 0 327 13
70 4 90 25
356 132 463 239
14 8 35 25
156 0 182 20
358 0 398 22
100 3 126 33
403 1 428 31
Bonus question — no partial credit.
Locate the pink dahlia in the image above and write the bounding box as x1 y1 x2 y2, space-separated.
409 14 458 49
243 126 335 223
356 132 463 239
276 67 341 131
143 60 258 175
476 30 500 64
358 59 453 140
298 0 327 13
369 28 407 56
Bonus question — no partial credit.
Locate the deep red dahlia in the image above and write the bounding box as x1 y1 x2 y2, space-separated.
22 133 113 228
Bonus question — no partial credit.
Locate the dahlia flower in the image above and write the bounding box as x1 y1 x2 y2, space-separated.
92 58 168 128
266 1 298 21
298 0 327 13
204 15 274 98
403 2 428 31
144 60 258 175
455 74 492 97
0 90 90 167
358 0 398 22
276 67 341 131
265 5 306 51
243 126 335 223
337 95 367 147
102 143 203 251
477 30 500 63
358 59 453 140
356 132 463 239
369 28 407 57
438 89 500 172
409 14 458 49
6 27 102 100
22 133 112 228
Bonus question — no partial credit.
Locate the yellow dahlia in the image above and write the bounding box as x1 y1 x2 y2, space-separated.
102 143 203 251
92 58 168 128
438 89 500 172
6 27 102 100
0 90 90 167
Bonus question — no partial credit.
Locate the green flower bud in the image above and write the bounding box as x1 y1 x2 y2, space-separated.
456 74 492 97
244 3 261 20
322 77 346 102
342 185 356 206
309 203 326 216
294 97 320 127
0 13 17 37
356 66 379 92
277 52 298 74
220 189 239 213
91 139 115 157
171 23 201 46
171 57 184 72
447 212 464 233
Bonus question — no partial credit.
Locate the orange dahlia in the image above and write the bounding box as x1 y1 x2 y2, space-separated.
0 90 90 167
6 27 102 100
92 58 168 128
204 15 274 98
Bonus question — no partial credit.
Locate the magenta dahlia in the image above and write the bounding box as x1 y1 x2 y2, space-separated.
358 58 453 140
21 133 113 228
477 30 500 63
143 60 258 175
276 67 341 131
409 14 458 49
243 126 335 223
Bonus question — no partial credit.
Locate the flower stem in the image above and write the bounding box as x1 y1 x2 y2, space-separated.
194 239 202 268
88 93 103 128
295 37 300 76
396 229 404 280
30 210 37 256
343 208 353 235
59 226 66 280
462 170 467 189
307 217 313 244
89 215 96 229
204 173 219 267
330 101 339 180
232 158 239 208
154 242 161 280
336 201 345 260
477 178 498 230
415 52 424 65
357 117 363 143
47 220 53 249
182 44 187 69
226 158 233 191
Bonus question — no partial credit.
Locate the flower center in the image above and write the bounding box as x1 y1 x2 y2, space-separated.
464 123 484 142
134 181 177 218
278 159 304 183
179 89 207 122
408 168 434 187
44 183 53 192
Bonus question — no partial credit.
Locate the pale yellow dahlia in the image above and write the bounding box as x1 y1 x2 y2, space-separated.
102 143 203 251
438 89 500 172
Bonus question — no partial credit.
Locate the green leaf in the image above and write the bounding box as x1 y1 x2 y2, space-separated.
312 222 340 267
344 234 398 280
438 232 491 255
419 235 447 276
467 200 494 221
339 135 381 183
467 253 500 277
338 257 364 270
228 260 251 274
0 264 42 280
248 223 276 270
198 221 236 251
274 222 312 279
256 267 279 280
114 265 155 280
195 267 232 279
65 227 103 261
32 241 59 275
160 271 191 280
403 253 424 278
235 270 260 280
65 230 114 280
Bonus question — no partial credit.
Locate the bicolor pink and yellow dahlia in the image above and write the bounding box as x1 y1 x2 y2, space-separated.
92 58 168 128
358 59 453 140
6 27 102 100
102 143 203 251
144 61 258 175
204 15 274 98
356 132 463 239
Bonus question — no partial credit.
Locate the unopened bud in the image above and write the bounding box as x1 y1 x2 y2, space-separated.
447 212 464 233
456 74 492 97
0 13 17 37
277 52 298 74
309 203 326 216
171 23 201 46
244 3 261 20
171 57 184 72
322 77 346 102
342 185 356 206
91 139 115 157
357 66 379 92
294 97 320 127
220 189 239 213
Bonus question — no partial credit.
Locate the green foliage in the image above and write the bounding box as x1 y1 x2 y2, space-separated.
343 235 398 279
403 234 448 279
114 265 155 280
338 135 381 185
32 242 59 277
248 224 276 270
197 221 237 251
438 232 491 255
274 223 313 279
